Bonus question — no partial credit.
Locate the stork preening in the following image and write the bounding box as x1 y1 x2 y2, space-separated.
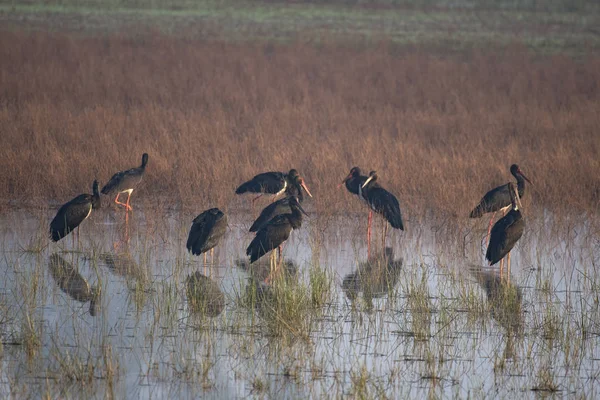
50 180 101 243
186 208 227 267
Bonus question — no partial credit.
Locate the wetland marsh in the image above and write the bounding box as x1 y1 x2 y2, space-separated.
1 207 599 398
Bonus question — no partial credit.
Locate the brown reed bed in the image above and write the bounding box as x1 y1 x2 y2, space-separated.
0 30 599 217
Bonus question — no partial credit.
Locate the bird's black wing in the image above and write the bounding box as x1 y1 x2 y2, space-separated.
246 215 291 263
249 198 291 232
366 186 404 230
49 194 93 241
486 211 524 265
470 183 511 218
101 167 143 195
236 172 286 194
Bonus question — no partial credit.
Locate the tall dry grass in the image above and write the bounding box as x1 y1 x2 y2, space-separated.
0 30 599 217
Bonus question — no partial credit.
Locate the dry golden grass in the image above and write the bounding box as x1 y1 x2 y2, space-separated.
0 31 599 216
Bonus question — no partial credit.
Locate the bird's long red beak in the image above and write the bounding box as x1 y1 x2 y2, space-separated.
300 181 313 198
337 174 352 189
519 169 533 185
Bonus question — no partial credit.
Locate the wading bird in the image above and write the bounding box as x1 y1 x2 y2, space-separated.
186 208 227 267
486 182 525 280
236 169 301 203
101 153 148 211
470 164 531 241
361 171 404 255
249 175 312 232
246 197 307 283
339 167 374 253
50 180 101 243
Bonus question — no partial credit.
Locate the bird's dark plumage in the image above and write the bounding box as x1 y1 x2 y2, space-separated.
101 153 148 195
186 208 227 256
361 171 404 230
249 175 312 232
246 197 306 263
235 169 299 195
486 183 525 265
50 180 101 242
341 167 368 200
470 164 531 218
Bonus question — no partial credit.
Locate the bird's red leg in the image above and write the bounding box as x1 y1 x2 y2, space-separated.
125 192 133 211
367 211 373 259
486 211 497 244
499 258 504 279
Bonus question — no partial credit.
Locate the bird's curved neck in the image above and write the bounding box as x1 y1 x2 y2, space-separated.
289 207 303 229
514 173 526 194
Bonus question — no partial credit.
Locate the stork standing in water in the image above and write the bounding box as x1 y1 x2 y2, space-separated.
249 174 312 233
360 171 404 256
186 208 228 269
50 180 101 244
486 182 525 281
101 153 149 212
236 169 300 203
470 164 531 242
339 167 373 253
246 197 307 283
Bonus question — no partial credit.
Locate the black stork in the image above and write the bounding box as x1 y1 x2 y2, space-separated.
101 153 148 211
246 196 307 283
50 180 101 243
249 175 312 233
339 167 368 199
186 208 227 266
339 167 375 254
485 182 525 280
470 164 531 242
361 171 404 256
235 169 301 203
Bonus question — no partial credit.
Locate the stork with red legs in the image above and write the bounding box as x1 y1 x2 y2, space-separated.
339 167 375 256
360 171 404 253
102 153 148 212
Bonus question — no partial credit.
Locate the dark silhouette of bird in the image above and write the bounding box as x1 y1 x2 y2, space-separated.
470 164 531 240
186 208 227 265
246 197 307 281
361 171 404 241
48 253 99 316
249 175 312 233
236 169 303 202
486 182 525 279
50 180 101 242
339 166 368 200
101 153 148 211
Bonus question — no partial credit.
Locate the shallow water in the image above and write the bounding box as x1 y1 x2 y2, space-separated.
0 207 599 398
